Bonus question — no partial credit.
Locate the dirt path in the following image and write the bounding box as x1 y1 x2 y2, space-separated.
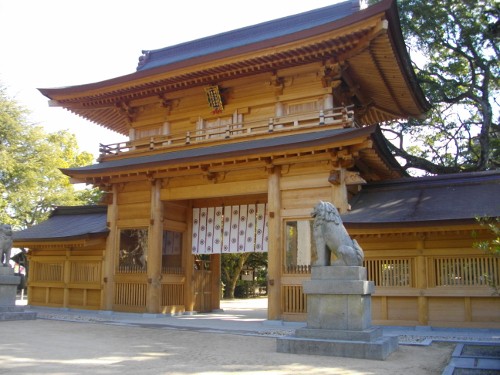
0 319 453 375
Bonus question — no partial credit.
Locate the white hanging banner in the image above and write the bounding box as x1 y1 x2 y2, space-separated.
213 206 223 253
245 204 256 252
229 205 240 253
222 205 232 253
255 203 268 252
198 207 208 253
237 205 248 252
205 207 215 253
191 204 268 254
192 208 200 254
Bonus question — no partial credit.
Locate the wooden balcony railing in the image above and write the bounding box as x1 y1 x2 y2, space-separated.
99 106 355 160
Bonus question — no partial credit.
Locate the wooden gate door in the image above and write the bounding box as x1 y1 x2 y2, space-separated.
193 259 212 312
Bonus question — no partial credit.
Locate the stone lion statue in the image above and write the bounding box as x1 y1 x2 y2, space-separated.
0 224 13 267
311 201 364 266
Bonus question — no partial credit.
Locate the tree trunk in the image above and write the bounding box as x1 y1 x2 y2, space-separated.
224 253 251 299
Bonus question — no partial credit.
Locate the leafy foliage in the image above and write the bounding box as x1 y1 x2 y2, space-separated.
381 0 499 174
0 84 102 229
221 252 267 299
474 217 500 257
473 217 500 294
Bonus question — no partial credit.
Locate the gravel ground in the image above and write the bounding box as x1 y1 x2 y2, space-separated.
0 319 456 375
32 310 500 346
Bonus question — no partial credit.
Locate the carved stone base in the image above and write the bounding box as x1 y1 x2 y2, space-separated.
276 334 398 360
0 267 36 321
0 305 37 321
277 266 398 360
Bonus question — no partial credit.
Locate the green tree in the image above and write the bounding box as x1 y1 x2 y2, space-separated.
221 252 267 299
381 0 499 174
0 84 101 229
474 217 500 257
473 217 500 294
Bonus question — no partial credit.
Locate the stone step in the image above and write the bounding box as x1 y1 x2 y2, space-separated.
0 311 37 321
277 335 398 360
0 305 25 313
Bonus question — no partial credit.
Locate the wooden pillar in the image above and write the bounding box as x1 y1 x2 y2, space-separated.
184 203 195 312
211 254 221 311
330 167 348 213
102 185 118 311
416 240 428 325
63 249 71 308
147 179 163 313
26 253 33 306
267 166 282 320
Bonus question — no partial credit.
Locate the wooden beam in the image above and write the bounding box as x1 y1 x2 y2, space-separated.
161 179 268 200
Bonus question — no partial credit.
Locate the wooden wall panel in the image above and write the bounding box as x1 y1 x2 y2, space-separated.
281 187 331 210
118 190 151 205
471 298 500 322
68 289 84 306
428 297 466 323
371 296 383 321
281 172 330 190
387 297 418 321
86 289 101 308
48 288 64 305
117 203 150 221
164 202 188 222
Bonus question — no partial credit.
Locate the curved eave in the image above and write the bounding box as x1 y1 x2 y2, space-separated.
61 125 405 183
344 219 484 236
13 232 108 249
38 0 429 135
39 1 384 98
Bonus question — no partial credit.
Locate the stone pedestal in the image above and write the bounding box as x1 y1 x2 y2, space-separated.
277 266 397 360
0 267 36 321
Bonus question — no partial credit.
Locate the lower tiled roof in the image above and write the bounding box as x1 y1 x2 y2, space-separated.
343 170 500 226
13 206 108 242
13 171 499 243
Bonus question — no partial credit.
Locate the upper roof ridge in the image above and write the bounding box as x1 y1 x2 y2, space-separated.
136 0 361 71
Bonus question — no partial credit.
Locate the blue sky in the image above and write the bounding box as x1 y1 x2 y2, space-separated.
0 0 339 160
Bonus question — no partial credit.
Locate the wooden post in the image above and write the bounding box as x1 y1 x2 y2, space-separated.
267 166 282 320
63 249 71 308
416 240 428 325
330 167 348 213
211 253 221 311
102 185 118 311
147 179 163 313
184 203 196 312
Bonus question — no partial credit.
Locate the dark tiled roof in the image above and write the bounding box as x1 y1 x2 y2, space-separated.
342 170 500 225
13 172 499 244
13 206 108 242
63 125 384 176
137 0 360 71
